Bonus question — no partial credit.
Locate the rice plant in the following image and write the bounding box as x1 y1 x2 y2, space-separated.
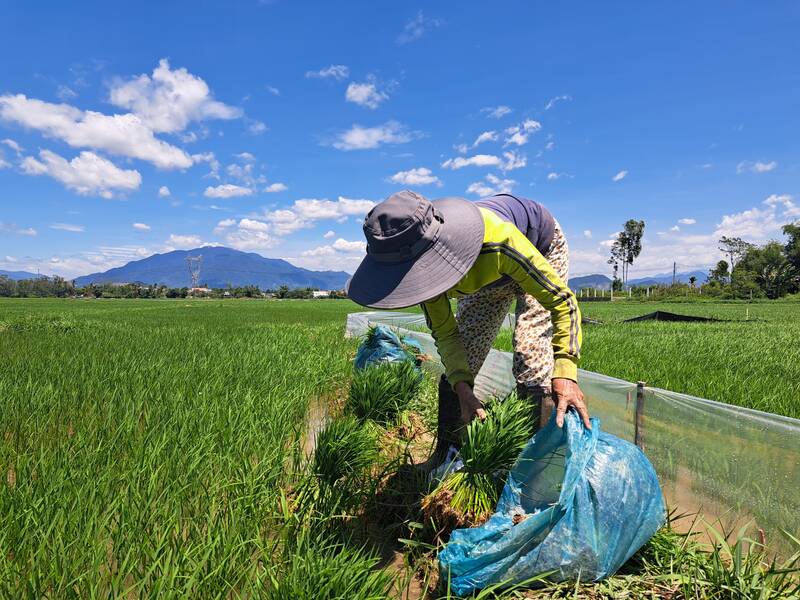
312 415 379 487
263 531 395 600
346 360 421 425
423 393 534 527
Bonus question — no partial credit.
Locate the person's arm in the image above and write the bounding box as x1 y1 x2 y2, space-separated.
421 295 487 422
488 226 590 428
420 294 472 387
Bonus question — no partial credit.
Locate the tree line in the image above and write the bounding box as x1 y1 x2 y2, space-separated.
0 278 347 300
605 219 799 299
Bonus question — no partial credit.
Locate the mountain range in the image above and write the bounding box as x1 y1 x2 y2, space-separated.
568 270 709 290
74 246 350 290
0 269 41 281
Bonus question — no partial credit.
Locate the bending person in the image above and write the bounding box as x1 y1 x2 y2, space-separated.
347 190 589 467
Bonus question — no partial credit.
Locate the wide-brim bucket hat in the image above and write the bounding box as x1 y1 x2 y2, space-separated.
346 190 484 309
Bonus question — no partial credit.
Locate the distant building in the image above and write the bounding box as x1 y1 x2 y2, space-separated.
312 290 331 298
189 287 212 295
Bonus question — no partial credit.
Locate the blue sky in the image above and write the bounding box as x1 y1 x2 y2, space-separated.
1 1 799 279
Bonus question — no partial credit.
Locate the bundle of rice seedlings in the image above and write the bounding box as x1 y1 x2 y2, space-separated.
423 393 533 530
312 415 379 487
346 361 421 425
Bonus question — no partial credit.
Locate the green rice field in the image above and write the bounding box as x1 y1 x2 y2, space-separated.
1 298 798 598
493 300 800 419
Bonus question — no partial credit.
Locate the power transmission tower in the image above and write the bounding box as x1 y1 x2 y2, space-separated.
186 255 203 288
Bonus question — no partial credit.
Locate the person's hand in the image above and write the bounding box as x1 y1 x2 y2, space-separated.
454 381 487 422
552 378 591 429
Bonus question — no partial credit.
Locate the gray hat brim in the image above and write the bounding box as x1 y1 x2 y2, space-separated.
346 197 484 309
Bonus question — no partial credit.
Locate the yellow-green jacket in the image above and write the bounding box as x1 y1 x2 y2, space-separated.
421 208 581 387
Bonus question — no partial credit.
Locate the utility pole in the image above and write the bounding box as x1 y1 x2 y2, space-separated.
672 262 677 286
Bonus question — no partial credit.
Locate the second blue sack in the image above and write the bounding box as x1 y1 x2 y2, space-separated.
438 411 666 596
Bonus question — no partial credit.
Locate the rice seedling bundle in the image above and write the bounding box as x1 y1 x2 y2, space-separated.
346 360 421 425
423 393 534 529
312 415 379 487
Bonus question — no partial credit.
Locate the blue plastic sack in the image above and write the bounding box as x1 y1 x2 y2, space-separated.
439 411 666 595
354 324 423 371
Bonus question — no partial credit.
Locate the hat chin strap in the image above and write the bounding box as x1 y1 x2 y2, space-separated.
368 209 443 264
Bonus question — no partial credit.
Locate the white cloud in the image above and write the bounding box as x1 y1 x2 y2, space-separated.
203 184 253 198
389 167 441 186
236 152 256 162
583 230 592 238
547 172 564 181
1 223 38 237
612 170 628 182
56 85 77 101
221 219 278 251
466 173 516 196
260 210 310 235
158 185 171 198
108 59 241 134
500 150 526 172
213 218 236 234
503 119 541 146
736 160 777 174
21 149 141 198
264 182 288 193
305 65 349 80
50 223 85 232
670 225 681 232
323 230 335 239
345 81 389 109
247 120 268 135
454 143 469 154
164 233 204 249
192 152 220 179
2 138 22 153
679 218 696 225
132 222 151 231
292 238 365 272
442 154 502 170
480 105 512 119
293 196 375 220
715 194 799 241
332 121 414 150
332 238 366 253
544 94 572 110
472 130 498 147
441 151 525 172
0 94 193 169
266 86 280 96
570 193 800 277
396 10 441 44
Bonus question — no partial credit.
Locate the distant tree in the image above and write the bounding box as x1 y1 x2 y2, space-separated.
276 285 290 299
718 236 754 270
708 260 730 285
608 220 645 286
783 222 800 272
736 241 797 299
688 276 697 288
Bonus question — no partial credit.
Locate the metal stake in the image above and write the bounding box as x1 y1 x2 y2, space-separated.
634 381 646 450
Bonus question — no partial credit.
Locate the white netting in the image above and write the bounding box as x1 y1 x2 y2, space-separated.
345 311 800 558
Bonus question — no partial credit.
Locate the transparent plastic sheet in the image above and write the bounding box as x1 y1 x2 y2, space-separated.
345 311 800 558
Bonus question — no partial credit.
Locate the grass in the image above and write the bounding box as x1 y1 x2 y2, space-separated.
1 297 798 598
